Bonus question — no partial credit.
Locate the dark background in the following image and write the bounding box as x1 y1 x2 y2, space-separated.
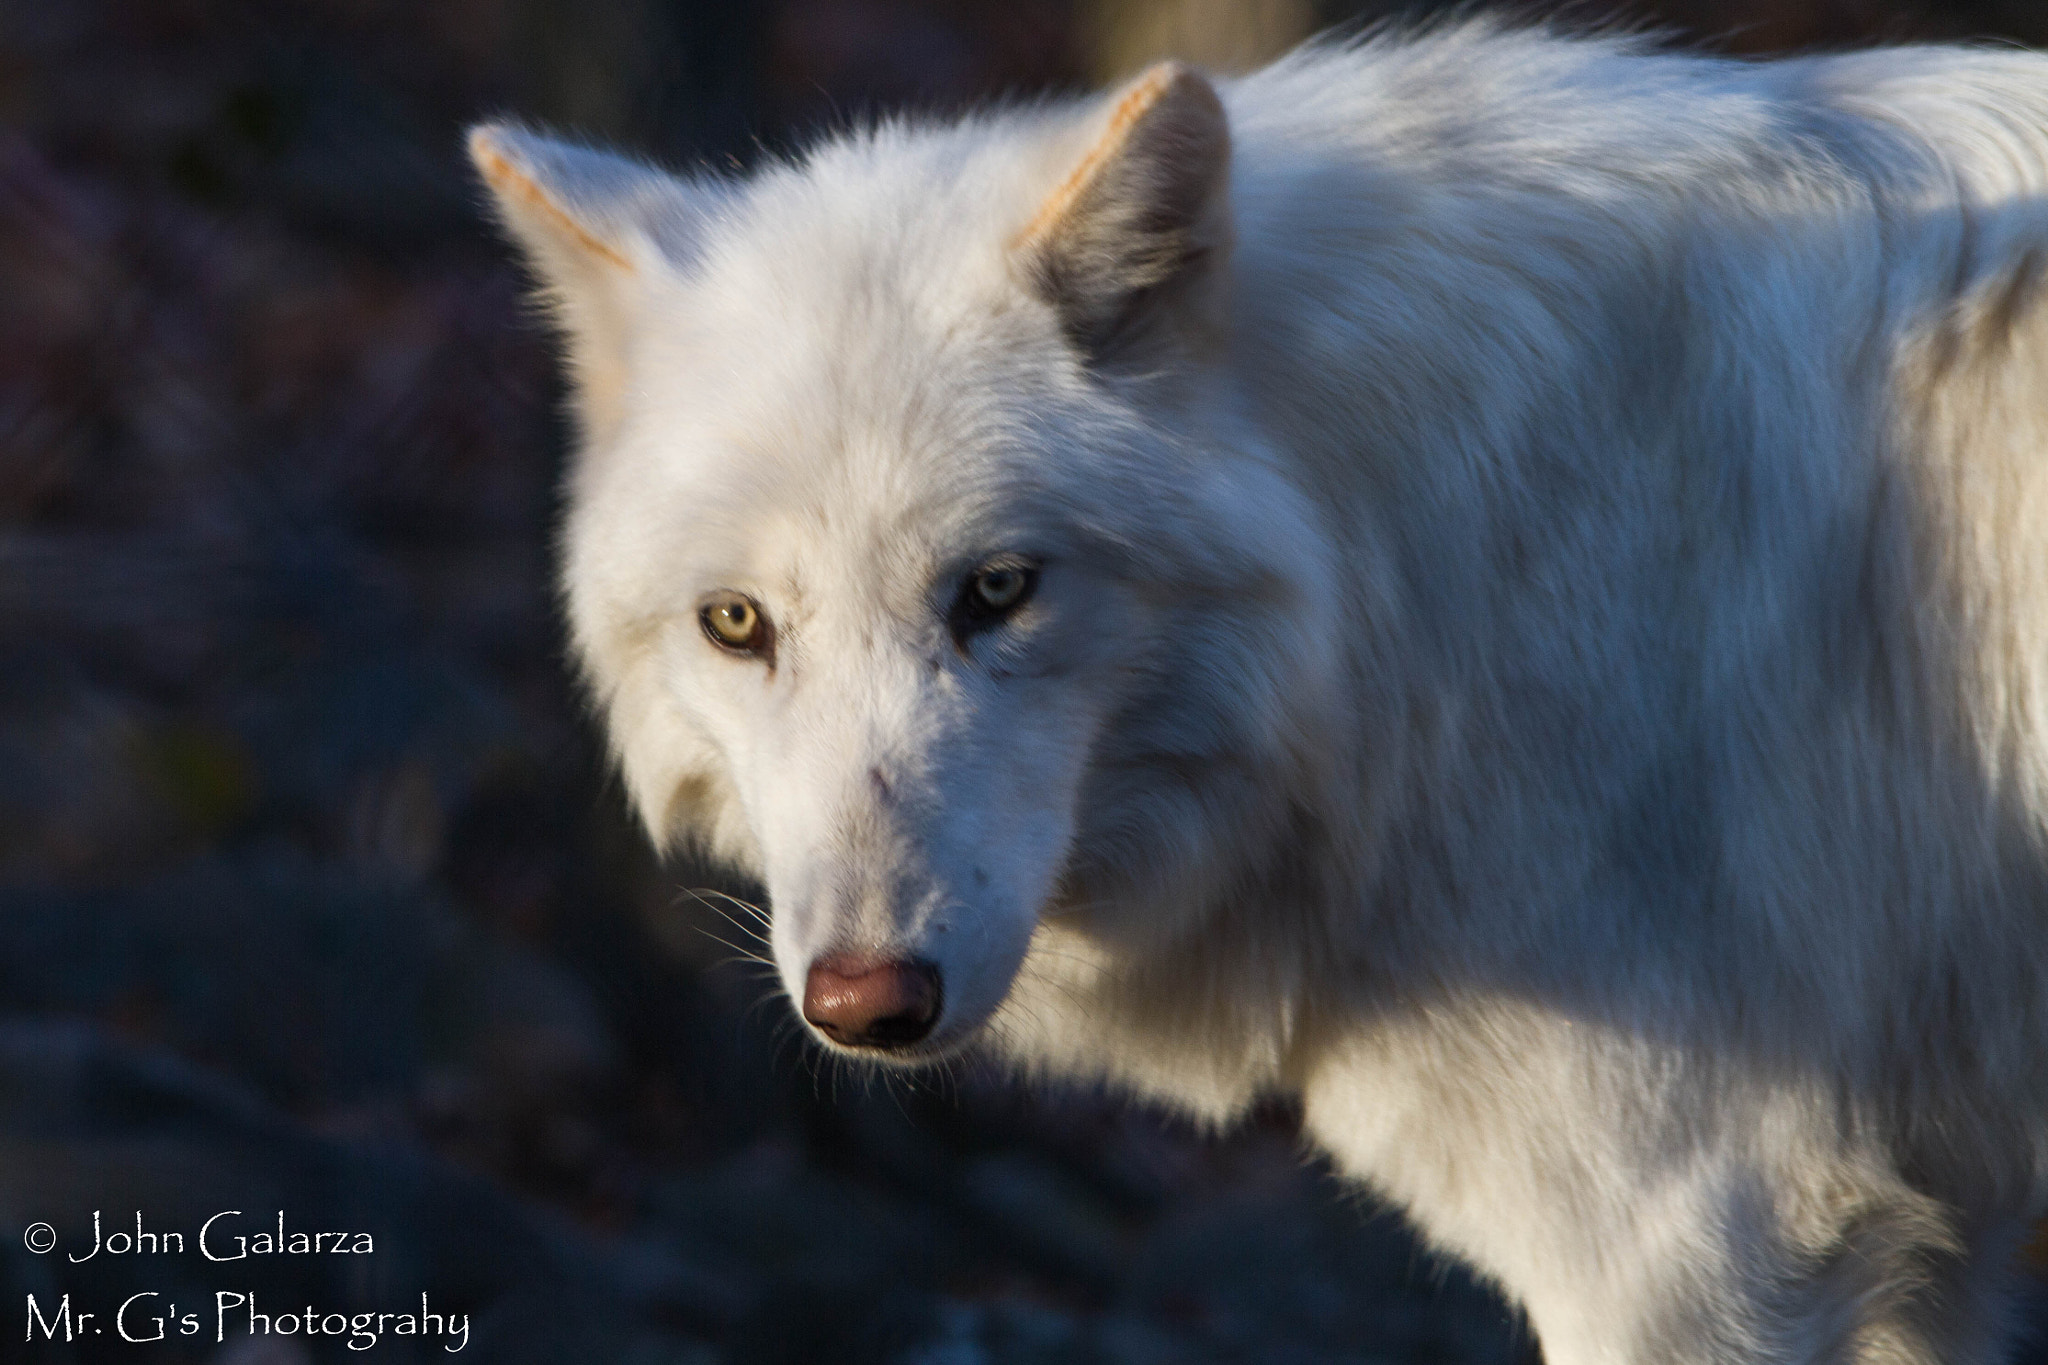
6 2 2048 1362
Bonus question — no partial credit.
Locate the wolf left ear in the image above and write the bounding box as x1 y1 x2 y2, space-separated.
469 123 710 445
1013 62 1232 359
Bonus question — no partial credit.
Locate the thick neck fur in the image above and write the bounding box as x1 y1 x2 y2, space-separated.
994 32 2048 1152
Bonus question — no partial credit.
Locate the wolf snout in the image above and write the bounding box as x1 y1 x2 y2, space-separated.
802 954 943 1049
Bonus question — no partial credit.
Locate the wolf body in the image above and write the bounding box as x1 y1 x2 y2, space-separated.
473 25 2048 1363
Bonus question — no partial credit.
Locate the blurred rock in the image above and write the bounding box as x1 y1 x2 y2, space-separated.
0 1020 750 1362
1082 0 1315 80
956 1154 1129 1287
214 1338 314 1365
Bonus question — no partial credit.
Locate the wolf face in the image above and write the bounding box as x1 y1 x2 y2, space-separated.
472 66 1339 1059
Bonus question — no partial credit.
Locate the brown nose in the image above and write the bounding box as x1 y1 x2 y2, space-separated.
802 954 942 1049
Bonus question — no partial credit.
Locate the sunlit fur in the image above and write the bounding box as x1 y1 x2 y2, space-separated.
474 23 2048 1362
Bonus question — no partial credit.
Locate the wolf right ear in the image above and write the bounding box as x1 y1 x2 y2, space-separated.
469 123 711 445
1013 62 1232 360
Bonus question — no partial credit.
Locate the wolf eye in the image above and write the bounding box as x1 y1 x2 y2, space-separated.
952 560 1039 639
699 591 773 658
971 566 1031 612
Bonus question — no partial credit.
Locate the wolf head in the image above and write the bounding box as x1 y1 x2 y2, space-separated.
472 64 1341 1062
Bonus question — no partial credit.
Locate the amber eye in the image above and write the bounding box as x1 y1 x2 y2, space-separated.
699 591 772 657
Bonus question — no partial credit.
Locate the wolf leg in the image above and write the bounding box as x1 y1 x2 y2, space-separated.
1303 1010 2025 1364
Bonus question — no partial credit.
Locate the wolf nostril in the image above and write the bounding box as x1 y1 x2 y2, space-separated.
802 954 942 1049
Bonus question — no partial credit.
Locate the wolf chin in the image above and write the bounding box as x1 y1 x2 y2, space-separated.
473 22 2048 1363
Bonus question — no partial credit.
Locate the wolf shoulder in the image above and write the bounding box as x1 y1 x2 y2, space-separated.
1207 30 2048 600
1219 32 2048 215
1213 32 2048 359
1201 30 2048 959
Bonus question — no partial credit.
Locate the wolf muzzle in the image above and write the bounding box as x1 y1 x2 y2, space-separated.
801 954 943 1050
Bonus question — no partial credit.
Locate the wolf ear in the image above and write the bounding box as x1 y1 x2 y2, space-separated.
1013 62 1232 359
468 123 709 445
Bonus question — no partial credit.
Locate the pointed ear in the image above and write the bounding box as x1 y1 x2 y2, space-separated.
468 122 709 445
1013 62 1232 359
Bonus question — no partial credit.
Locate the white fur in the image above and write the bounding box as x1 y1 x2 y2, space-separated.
473 23 2048 1362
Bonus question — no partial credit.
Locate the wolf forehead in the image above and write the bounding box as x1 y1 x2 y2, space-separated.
479 114 1259 604
616 122 1101 371
536 127 1176 542
473 61 1234 464
664 159 1074 402
696 119 1096 327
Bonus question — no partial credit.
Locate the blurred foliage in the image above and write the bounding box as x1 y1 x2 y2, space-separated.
3 1 2048 1362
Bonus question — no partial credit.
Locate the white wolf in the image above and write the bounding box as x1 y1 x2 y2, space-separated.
471 22 2048 1363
